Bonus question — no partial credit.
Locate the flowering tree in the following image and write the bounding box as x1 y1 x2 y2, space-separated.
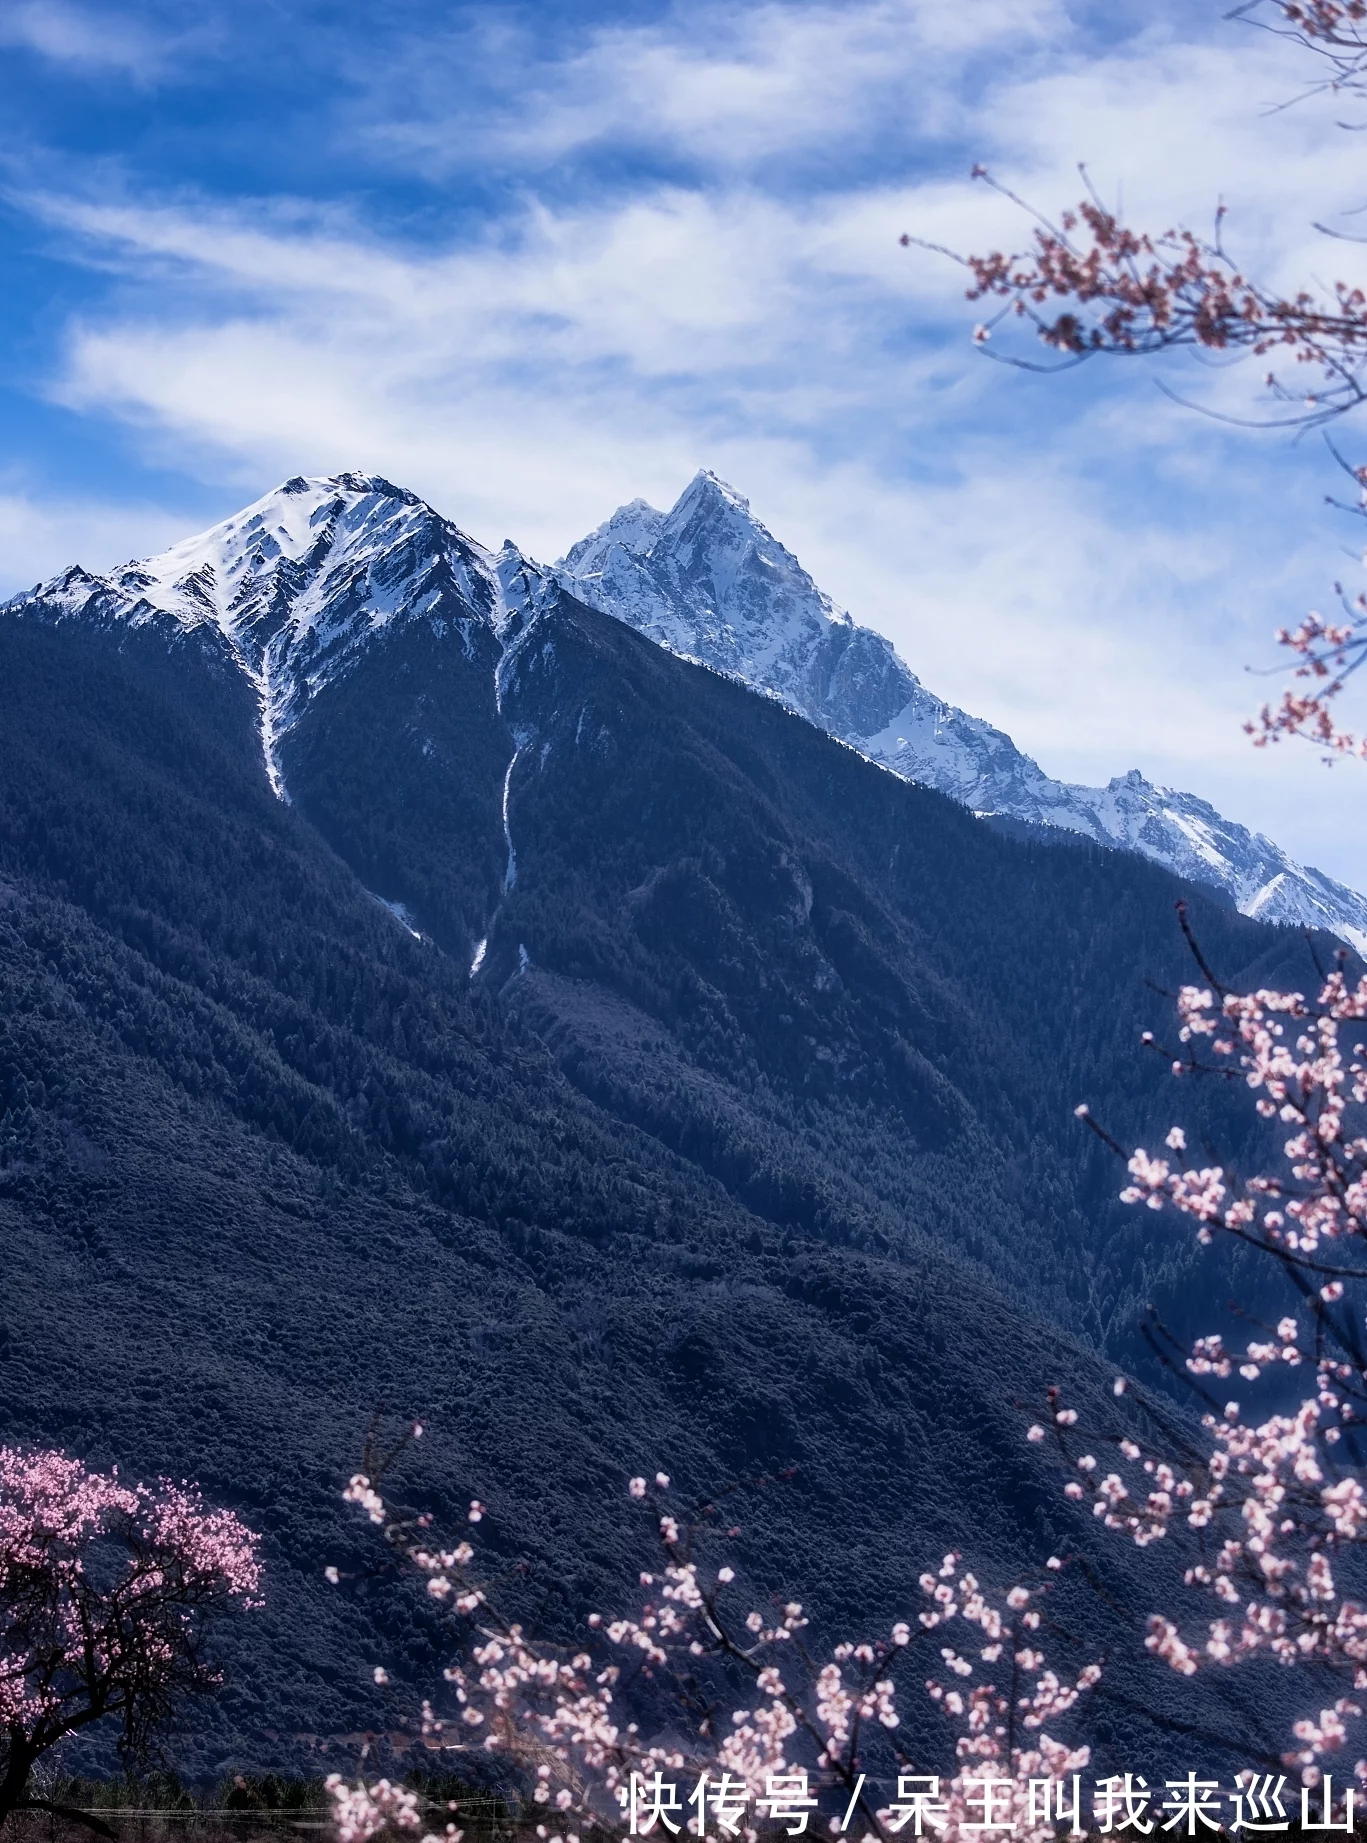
0 1447 262 1833
1045 910 1367 1783
897 0 1367 1791
325 1445 1099 1843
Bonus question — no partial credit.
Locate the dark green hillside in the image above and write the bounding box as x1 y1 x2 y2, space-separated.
482 592 1319 1354
0 601 1316 1779
282 614 512 962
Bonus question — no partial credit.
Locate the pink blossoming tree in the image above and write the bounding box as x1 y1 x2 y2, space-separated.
327 1442 1099 1843
907 0 1367 1792
0 1447 262 1834
1046 908 1367 1783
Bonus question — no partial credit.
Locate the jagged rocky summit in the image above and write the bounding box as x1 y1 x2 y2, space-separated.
14 472 544 801
10 466 1366 952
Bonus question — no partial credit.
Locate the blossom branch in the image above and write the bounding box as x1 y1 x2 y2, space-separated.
328 1461 1099 1843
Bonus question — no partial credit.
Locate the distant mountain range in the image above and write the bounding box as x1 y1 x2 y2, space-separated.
0 470 1314 1780
557 471 1367 953
20 467 1363 952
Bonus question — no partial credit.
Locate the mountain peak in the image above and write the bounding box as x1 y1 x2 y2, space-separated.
278 469 412 503
558 497 664 574
659 472 769 558
675 469 752 518
559 476 1367 956
10 473 504 804
95 474 450 647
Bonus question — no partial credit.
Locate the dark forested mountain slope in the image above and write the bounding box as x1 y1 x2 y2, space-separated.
386 585 1314 1354
0 487 1329 1781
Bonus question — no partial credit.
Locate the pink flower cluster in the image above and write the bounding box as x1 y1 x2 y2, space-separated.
1040 931 1367 1777
0 1445 260 1755
940 168 1367 439
327 1777 425 1843
1254 2 1367 90
332 1477 1097 1843
1119 970 1367 1255
907 1557 1095 1843
1038 1328 1367 1778
1248 610 1367 761
930 58 1367 757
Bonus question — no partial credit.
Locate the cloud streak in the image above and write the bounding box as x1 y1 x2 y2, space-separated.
353 0 1071 179
0 0 193 81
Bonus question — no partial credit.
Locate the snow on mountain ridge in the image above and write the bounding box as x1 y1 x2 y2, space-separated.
5 472 510 800
581 471 853 669
557 471 1367 956
9 467 1366 954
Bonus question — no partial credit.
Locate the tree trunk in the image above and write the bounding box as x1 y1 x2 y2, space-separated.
0 1731 36 1833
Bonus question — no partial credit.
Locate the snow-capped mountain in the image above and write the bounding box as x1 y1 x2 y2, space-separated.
10 466 1367 956
558 471 1367 955
13 472 517 800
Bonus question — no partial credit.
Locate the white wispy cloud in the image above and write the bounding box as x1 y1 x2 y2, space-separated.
0 0 188 81
357 0 1071 176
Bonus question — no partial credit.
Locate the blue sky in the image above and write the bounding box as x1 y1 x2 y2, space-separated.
5 0 1367 884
